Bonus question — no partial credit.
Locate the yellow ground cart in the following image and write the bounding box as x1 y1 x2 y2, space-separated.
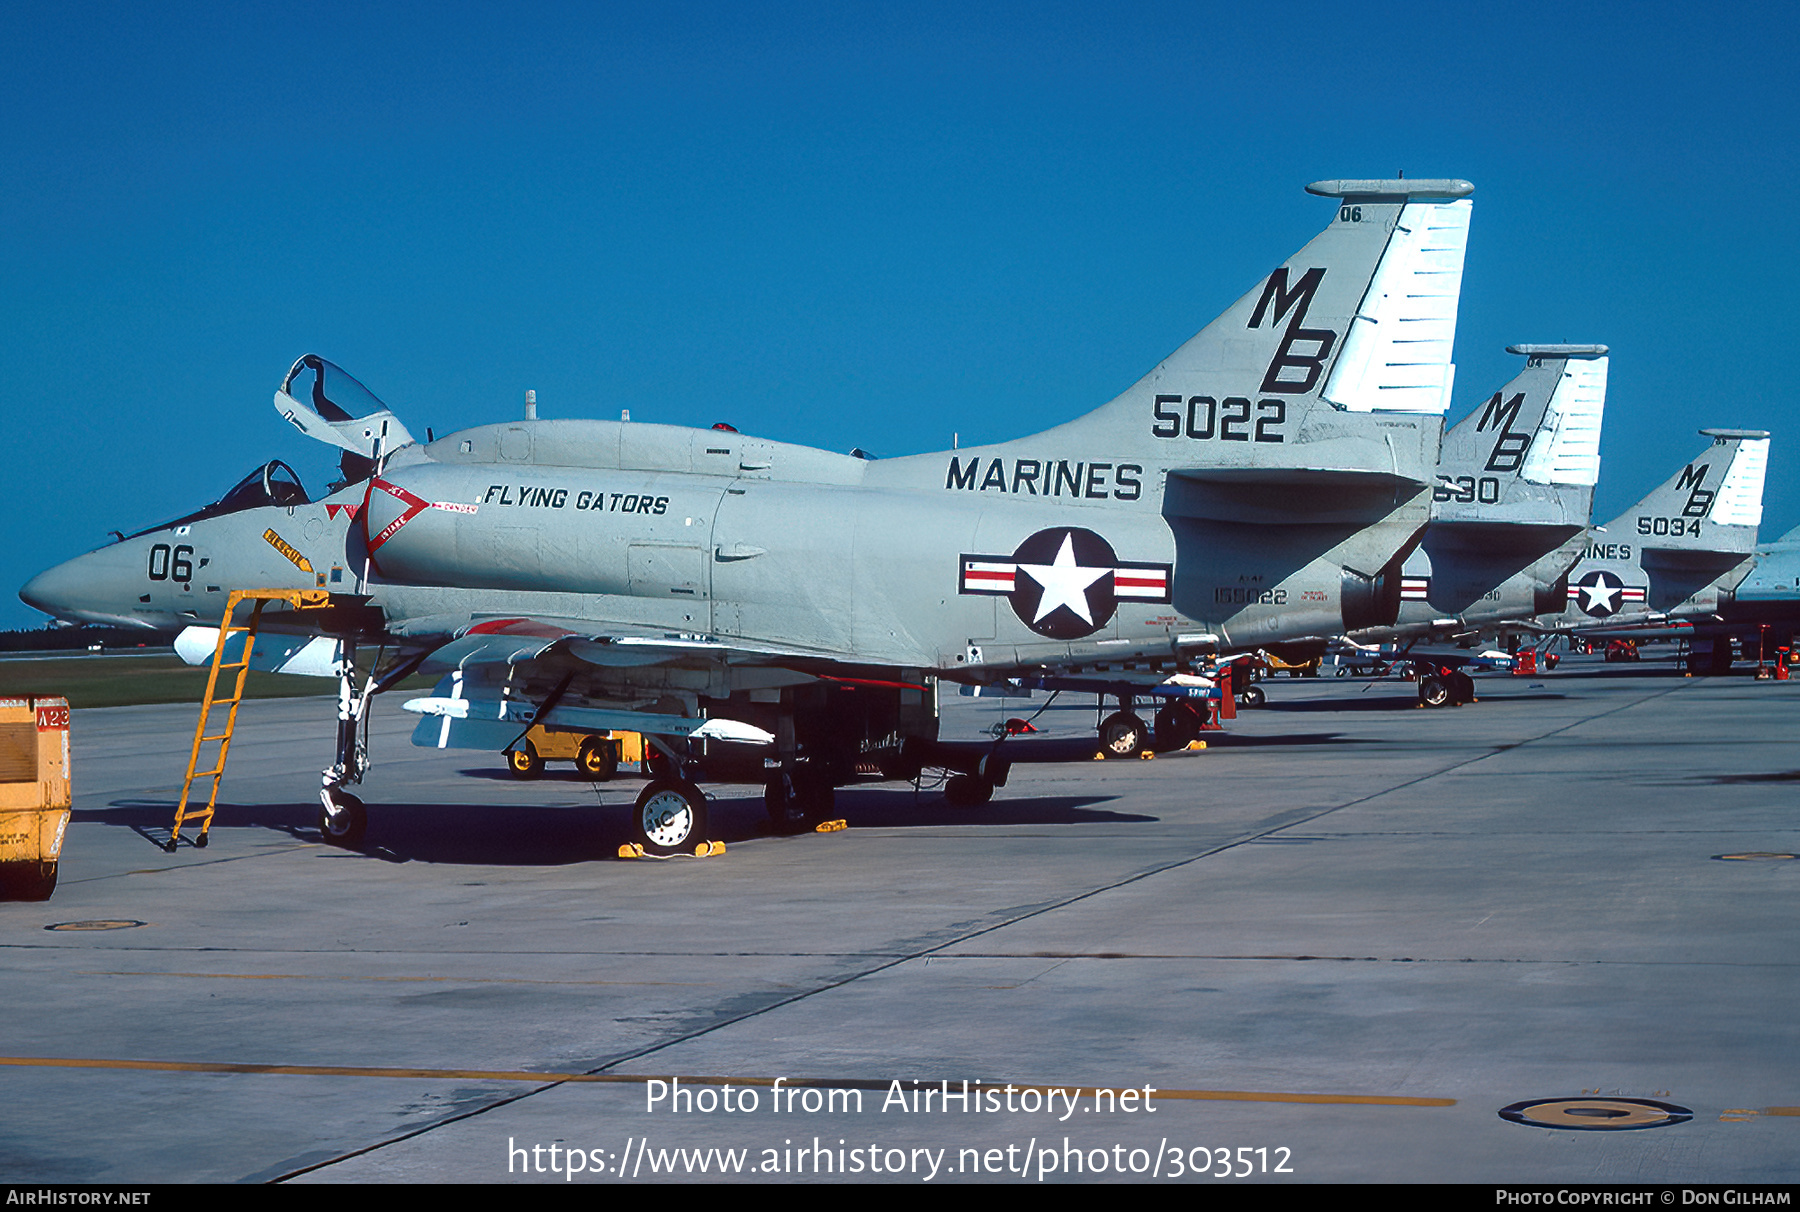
505 726 643 781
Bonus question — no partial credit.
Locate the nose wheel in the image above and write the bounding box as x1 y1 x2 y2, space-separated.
318 789 367 847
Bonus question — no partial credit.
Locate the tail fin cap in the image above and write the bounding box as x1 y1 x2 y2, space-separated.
1507 344 1609 358
1306 178 1473 199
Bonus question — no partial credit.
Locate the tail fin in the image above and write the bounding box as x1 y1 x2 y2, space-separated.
1001 179 1473 487
1434 345 1607 527
1604 429 1769 554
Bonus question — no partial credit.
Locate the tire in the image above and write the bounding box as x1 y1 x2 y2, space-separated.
318 790 368 847
0 861 57 902
944 774 993 807
765 767 833 832
636 779 709 856
794 768 835 820
1153 702 1203 751
765 775 804 833
1418 677 1450 708
1098 712 1149 758
1237 684 1266 709
506 742 543 780
578 737 618 782
1451 671 1476 704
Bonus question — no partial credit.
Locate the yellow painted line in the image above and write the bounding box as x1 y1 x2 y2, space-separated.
0 1056 1452 1105
1125 1087 1452 1107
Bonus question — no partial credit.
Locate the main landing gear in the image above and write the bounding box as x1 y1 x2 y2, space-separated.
943 774 993 807
634 779 710 856
1096 695 1208 758
764 763 835 834
1415 667 1476 708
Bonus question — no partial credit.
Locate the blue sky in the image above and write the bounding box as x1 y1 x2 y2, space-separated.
5 1 1797 629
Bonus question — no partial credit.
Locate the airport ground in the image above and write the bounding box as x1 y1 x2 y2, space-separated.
0 654 1795 1184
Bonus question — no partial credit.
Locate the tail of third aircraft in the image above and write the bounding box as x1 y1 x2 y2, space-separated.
1604 429 1768 554
1569 430 1771 619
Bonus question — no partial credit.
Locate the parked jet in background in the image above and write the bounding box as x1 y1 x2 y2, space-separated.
21 179 1475 854
1712 523 1800 655
1351 343 1606 645
1560 521 1800 674
1536 429 1769 641
1726 523 1800 616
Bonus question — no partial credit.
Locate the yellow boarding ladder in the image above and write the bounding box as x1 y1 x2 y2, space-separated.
168 588 331 851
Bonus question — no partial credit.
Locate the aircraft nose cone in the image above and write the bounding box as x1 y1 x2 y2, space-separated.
19 561 72 615
19 562 77 619
19 553 146 628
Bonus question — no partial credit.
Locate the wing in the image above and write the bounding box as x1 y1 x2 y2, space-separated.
398 615 869 752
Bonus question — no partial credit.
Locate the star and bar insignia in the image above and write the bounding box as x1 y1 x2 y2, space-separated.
959 526 1172 640
1569 569 1646 617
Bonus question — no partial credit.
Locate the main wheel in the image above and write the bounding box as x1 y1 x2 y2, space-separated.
1237 684 1266 708
794 767 835 821
578 737 618 781
1098 711 1149 758
765 767 833 832
944 774 993 807
1418 677 1450 708
635 779 709 855
1153 701 1204 751
765 775 803 833
506 742 543 780
1450 671 1476 704
318 790 368 847
0 861 57 902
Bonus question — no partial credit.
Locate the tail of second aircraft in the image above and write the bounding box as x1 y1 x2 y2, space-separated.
1396 345 1608 621
1434 345 1606 529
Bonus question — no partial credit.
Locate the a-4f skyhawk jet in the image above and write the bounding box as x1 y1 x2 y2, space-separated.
1534 428 1770 669
21 178 1473 854
1351 343 1607 648
1616 521 1800 673
1708 523 1800 661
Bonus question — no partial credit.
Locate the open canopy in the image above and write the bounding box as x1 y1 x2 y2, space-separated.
275 354 416 459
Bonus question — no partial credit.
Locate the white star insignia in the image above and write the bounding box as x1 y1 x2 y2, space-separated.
1579 575 1622 614
1016 534 1109 625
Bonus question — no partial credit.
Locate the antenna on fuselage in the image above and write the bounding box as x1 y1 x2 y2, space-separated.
524 389 537 421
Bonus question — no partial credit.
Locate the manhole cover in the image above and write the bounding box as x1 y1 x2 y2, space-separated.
44 920 146 932
1500 1097 1691 1131
1714 852 1798 861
